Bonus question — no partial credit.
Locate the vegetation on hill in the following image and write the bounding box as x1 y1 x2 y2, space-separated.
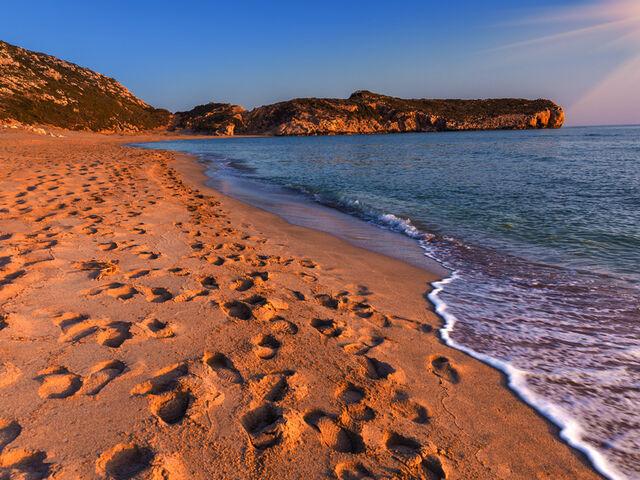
0 40 170 132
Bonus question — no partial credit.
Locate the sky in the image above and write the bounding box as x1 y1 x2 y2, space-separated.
1 0 638 126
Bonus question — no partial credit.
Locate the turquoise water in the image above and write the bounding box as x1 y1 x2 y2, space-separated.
134 125 640 479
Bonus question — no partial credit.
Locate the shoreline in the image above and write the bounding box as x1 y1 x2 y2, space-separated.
157 143 605 477
0 129 602 479
136 132 632 480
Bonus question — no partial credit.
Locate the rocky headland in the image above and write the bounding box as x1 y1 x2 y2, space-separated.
173 91 564 136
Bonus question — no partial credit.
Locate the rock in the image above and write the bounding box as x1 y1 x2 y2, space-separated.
173 90 564 136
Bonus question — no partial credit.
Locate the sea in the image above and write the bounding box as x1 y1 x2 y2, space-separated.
133 125 640 480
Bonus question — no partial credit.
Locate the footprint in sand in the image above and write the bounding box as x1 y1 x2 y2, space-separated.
334 462 374 480
97 321 131 348
98 241 118 251
342 335 384 356
232 277 254 292
173 288 209 303
243 294 268 307
75 259 119 280
77 360 125 396
141 317 174 338
392 315 434 333
141 286 173 303
166 267 190 276
86 282 139 301
289 289 305 301
339 403 376 425
364 312 392 328
269 316 298 335
0 449 50 480
0 270 26 291
126 268 154 279
35 366 81 399
384 431 448 478
314 294 339 309
335 382 365 405
362 356 395 380
150 389 191 425
190 241 204 251
131 362 188 396
199 275 219 290
428 355 460 384
348 301 375 319
222 300 252 320
418 455 447 480
133 249 161 260
310 318 341 337
240 254 265 267
251 372 292 403
0 419 21 452
203 255 225 265
203 352 242 384
249 271 269 282
390 393 431 424
96 443 153 480
240 403 283 449
384 431 423 459
304 410 362 453
52 312 131 347
253 334 281 360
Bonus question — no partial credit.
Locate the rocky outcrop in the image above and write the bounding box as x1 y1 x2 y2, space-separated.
0 40 170 132
171 103 245 136
174 90 564 136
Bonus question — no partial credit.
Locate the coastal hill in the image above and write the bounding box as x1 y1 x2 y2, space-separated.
0 40 170 132
174 90 565 136
0 40 564 134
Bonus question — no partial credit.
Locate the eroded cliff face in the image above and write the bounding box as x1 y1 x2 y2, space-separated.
0 40 170 132
174 90 564 136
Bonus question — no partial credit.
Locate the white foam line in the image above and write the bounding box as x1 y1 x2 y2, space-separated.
428 273 623 480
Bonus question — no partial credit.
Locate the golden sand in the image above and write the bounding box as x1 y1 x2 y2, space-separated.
0 130 599 479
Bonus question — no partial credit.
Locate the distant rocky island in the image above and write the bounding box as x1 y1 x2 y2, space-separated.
0 40 564 134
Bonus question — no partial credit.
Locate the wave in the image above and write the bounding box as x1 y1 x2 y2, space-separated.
271 184 624 480
281 185 427 240
428 274 622 480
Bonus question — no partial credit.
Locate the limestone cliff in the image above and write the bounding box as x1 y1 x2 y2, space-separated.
174 90 564 136
0 40 170 132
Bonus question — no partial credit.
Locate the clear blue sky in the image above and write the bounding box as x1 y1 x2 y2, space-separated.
2 0 638 125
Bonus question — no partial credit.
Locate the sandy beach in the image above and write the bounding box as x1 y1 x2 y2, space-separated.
0 129 601 479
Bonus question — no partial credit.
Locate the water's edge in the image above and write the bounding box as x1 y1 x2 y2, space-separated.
428 273 613 479
131 143 613 480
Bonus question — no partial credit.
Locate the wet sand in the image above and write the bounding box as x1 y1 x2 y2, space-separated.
0 129 601 479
